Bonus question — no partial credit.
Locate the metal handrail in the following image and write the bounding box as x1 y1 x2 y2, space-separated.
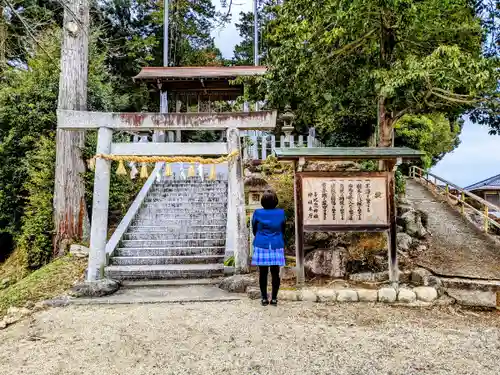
410 166 500 233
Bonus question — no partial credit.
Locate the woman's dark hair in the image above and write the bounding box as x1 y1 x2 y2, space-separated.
261 190 279 209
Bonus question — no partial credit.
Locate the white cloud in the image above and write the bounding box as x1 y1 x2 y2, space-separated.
431 119 500 187
212 0 253 58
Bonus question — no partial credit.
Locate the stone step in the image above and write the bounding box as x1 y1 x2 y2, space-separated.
145 195 227 201
120 239 225 248
110 255 225 266
133 218 227 225
127 224 226 232
156 180 227 185
136 210 227 217
140 203 227 208
115 246 225 257
440 277 500 292
123 232 226 240
139 206 226 212
150 187 227 193
141 199 227 204
133 219 226 226
104 264 225 280
152 185 228 190
134 213 227 219
120 278 222 288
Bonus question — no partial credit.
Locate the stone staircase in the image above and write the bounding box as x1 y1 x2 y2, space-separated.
105 178 227 280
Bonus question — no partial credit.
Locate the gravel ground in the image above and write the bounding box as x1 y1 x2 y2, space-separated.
0 301 499 375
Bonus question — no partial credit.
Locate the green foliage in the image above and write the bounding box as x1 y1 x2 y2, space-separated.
395 113 462 169
395 169 406 196
259 0 497 145
82 132 143 229
257 156 295 247
0 29 60 252
0 27 132 263
17 136 56 269
223 256 235 267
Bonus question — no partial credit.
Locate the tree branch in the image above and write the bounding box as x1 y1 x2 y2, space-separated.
1 0 59 68
430 90 476 104
329 29 376 58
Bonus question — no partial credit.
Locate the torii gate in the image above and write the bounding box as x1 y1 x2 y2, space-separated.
57 66 277 281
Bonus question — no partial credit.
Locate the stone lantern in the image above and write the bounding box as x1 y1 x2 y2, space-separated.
280 106 295 147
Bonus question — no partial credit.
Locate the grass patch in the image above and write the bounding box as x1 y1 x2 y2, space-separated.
0 256 86 316
0 248 29 284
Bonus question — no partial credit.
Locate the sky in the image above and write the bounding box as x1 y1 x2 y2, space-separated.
211 1 500 188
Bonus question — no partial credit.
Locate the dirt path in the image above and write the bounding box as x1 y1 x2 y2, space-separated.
406 179 500 279
1 300 499 375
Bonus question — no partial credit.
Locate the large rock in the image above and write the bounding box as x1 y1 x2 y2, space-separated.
398 210 428 238
426 276 444 296
69 279 120 298
411 267 432 286
69 244 90 258
378 287 397 303
397 202 413 217
304 247 347 278
246 287 261 300
219 275 257 293
349 271 389 283
396 233 413 252
413 286 438 302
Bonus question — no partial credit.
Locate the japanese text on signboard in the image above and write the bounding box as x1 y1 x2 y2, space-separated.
302 177 388 226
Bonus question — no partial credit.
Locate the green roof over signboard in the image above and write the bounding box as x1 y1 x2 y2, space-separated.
274 147 423 160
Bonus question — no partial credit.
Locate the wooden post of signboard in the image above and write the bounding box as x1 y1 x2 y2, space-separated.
386 160 399 286
294 163 305 287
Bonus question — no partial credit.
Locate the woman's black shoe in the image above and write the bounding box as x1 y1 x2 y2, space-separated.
261 298 269 306
270 299 278 306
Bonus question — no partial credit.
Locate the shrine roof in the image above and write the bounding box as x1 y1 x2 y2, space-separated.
274 147 424 160
133 66 267 81
133 66 267 100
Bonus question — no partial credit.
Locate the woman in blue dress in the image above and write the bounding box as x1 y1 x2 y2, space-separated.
251 190 286 306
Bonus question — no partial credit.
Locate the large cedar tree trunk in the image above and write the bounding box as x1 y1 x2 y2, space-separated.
377 96 393 147
53 0 90 256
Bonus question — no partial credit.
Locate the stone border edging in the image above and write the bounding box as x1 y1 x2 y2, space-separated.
247 285 448 305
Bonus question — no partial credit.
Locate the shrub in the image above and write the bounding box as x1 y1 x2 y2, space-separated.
17 135 56 270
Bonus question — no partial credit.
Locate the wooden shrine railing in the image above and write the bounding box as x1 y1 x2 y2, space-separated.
410 166 500 233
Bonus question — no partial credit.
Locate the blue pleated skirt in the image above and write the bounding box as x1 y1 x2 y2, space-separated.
251 245 285 266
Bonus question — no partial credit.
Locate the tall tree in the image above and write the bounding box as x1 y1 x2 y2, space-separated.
264 0 497 146
93 0 224 111
53 0 90 255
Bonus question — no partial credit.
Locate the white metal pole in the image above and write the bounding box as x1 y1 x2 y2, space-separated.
161 0 169 114
158 0 169 144
254 0 259 66
254 0 259 111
